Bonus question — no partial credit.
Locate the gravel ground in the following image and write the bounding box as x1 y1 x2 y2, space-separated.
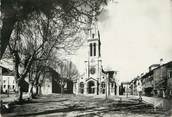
1 94 171 117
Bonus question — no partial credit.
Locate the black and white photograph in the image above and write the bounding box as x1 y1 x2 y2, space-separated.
0 0 172 117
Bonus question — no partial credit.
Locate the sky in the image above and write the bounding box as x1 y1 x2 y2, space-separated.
70 0 172 82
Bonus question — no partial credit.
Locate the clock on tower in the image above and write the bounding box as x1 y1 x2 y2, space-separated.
90 66 96 74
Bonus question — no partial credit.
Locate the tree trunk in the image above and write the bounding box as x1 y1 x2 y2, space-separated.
36 85 39 96
28 83 34 98
35 77 40 96
19 86 23 101
1 17 16 59
28 71 34 98
38 85 42 96
13 52 33 101
30 86 33 98
35 85 42 96
61 85 63 96
18 78 25 101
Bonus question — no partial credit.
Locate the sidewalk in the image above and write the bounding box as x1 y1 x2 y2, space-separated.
141 96 172 110
92 94 172 110
118 95 172 110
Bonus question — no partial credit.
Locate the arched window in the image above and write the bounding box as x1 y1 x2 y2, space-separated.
87 81 95 94
99 42 101 57
90 43 92 56
92 34 95 38
101 82 106 88
94 43 96 56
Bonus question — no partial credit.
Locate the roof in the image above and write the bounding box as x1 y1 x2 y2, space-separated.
149 64 160 68
153 61 172 71
141 61 172 79
102 66 118 74
0 59 14 71
130 76 140 83
142 70 153 79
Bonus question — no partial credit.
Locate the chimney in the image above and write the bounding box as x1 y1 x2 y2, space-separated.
149 66 151 72
160 58 164 66
141 73 144 77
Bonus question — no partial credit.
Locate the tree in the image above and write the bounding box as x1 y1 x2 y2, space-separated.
8 12 83 101
28 52 62 97
54 59 79 95
66 60 79 81
28 60 46 98
2 0 108 101
1 0 108 59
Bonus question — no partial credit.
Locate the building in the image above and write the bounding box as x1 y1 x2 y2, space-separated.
73 20 119 96
153 61 172 98
129 78 137 95
120 82 130 96
40 66 74 95
141 71 154 96
131 61 172 98
0 59 17 93
0 59 74 95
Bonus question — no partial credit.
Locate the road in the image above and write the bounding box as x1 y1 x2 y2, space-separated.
1 94 171 117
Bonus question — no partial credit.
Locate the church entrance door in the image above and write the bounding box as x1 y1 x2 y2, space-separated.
87 81 95 94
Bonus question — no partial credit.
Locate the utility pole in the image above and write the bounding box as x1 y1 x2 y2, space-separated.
105 73 109 100
105 75 107 100
8 77 9 97
126 83 128 98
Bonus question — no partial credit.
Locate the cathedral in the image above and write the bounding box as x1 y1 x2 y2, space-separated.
73 20 119 96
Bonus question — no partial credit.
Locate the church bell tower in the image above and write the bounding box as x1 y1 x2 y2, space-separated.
86 19 102 81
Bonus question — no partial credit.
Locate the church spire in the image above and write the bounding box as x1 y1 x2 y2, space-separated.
89 16 100 40
88 16 101 57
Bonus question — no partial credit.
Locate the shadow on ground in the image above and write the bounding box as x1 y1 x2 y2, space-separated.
2 94 171 117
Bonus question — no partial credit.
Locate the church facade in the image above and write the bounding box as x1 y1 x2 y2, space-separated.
73 21 119 96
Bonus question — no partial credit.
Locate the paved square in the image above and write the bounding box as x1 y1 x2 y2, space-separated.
1 94 171 117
